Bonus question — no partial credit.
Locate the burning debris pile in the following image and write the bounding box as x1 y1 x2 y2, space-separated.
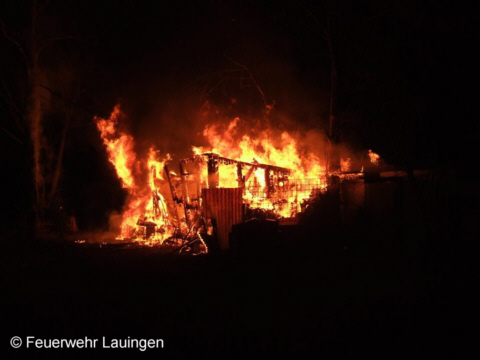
93 105 332 253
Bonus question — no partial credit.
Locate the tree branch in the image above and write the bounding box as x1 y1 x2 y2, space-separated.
298 2 328 40
35 35 77 63
202 78 227 99
37 84 95 115
0 18 30 69
0 71 25 132
0 123 23 144
223 53 269 109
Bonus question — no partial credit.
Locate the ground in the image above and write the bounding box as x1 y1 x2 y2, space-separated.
0 232 476 359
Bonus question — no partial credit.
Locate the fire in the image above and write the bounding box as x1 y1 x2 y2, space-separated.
94 103 328 250
94 106 173 244
95 105 136 188
368 149 380 165
194 118 327 217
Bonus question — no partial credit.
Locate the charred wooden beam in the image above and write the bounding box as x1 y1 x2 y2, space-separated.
179 153 291 176
179 162 190 203
164 164 181 224
264 169 276 198
237 163 244 188
152 189 160 218
202 152 291 175
244 159 258 184
179 162 191 226
179 156 202 165
206 153 219 189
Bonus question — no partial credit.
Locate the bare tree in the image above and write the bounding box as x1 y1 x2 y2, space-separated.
297 0 399 173
185 53 274 127
1 0 83 237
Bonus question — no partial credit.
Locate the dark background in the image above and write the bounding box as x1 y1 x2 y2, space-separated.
1 0 478 231
0 0 478 357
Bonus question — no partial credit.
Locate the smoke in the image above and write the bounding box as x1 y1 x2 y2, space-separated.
303 128 328 164
110 35 330 168
108 211 123 235
72 210 123 243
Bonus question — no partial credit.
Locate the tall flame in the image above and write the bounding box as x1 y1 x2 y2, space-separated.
195 117 327 217
95 105 137 188
95 105 172 241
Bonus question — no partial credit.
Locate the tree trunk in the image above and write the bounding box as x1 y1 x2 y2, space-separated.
2 0 70 238
28 1 48 235
27 66 47 233
49 106 70 201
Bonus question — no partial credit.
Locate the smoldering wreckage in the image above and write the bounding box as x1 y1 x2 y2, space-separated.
73 105 411 255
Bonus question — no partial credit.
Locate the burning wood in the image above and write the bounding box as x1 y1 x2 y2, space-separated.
93 105 358 252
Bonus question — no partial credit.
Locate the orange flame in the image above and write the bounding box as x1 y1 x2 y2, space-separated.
95 103 329 244
196 117 327 217
95 105 172 242
368 149 380 165
95 105 137 188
